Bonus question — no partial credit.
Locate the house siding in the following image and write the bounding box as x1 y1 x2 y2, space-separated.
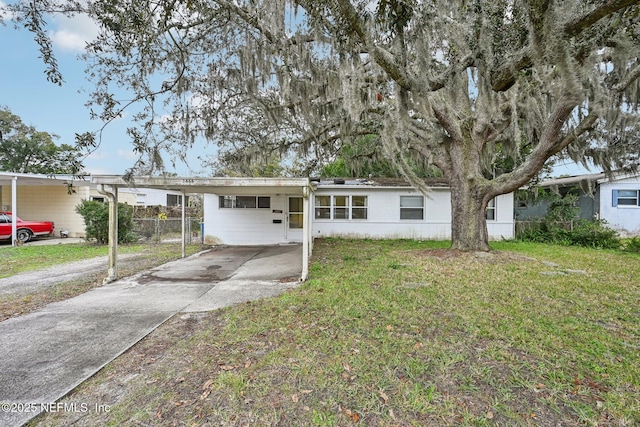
599 178 640 235
203 184 515 245
312 187 514 241
203 194 290 245
1 185 91 238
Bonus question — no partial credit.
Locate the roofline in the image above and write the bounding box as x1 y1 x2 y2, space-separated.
91 175 312 190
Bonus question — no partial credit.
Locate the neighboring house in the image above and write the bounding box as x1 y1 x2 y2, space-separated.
0 173 94 238
516 172 640 236
203 178 515 245
117 187 187 207
0 172 194 240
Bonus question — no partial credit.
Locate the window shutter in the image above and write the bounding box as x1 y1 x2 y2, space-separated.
612 190 618 207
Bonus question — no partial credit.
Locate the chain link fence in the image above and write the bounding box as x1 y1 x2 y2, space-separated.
132 217 203 244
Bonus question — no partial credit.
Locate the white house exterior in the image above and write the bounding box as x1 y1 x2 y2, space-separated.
311 179 514 241
203 178 515 245
517 172 640 237
598 174 640 236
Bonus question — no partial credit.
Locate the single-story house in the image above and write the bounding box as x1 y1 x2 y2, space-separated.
88 175 514 282
515 171 640 236
203 177 515 245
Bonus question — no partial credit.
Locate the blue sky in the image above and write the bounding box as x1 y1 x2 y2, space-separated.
0 6 591 179
0 9 205 176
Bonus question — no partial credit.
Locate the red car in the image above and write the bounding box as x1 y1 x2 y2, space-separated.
0 212 55 243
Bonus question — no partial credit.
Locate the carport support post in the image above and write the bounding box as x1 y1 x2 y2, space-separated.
302 186 310 281
98 184 119 283
11 175 17 246
181 190 186 258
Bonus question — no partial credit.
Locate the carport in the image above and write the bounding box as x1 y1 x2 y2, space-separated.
90 175 314 283
0 172 92 245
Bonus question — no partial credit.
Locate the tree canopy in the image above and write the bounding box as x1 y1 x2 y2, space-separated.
0 107 85 174
5 0 640 250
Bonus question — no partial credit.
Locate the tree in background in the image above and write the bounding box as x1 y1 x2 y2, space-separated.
0 107 84 175
6 0 640 250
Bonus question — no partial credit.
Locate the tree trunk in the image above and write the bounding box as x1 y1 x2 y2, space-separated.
442 134 492 252
449 177 491 251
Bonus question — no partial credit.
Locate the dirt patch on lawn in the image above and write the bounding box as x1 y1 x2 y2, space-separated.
408 248 537 263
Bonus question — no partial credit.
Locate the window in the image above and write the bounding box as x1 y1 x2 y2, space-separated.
0 214 9 224
167 194 183 207
352 196 368 219
236 196 256 208
90 196 106 203
333 196 348 219
400 196 424 220
614 190 639 207
315 196 331 219
258 197 271 208
486 198 496 221
314 195 368 220
219 196 271 209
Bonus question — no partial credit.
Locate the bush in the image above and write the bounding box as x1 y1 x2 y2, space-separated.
517 219 620 249
623 237 640 253
569 220 620 249
76 200 137 244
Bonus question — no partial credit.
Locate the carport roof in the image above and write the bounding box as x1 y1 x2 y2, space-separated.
0 172 93 187
91 175 312 194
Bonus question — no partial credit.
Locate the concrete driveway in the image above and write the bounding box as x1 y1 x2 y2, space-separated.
0 244 302 427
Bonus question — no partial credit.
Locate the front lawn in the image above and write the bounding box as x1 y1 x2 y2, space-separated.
32 239 640 426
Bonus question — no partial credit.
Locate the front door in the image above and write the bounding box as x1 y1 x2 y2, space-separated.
286 196 303 241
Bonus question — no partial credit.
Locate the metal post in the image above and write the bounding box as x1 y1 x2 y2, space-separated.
181 191 186 258
98 184 118 283
11 176 17 246
301 186 310 281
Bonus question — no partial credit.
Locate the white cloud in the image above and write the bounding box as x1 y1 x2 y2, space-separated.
0 1 17 20
50 14 99 53
117 149 138 161
86 150 109 160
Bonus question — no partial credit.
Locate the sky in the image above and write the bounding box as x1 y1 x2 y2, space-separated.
0 4 593 179
0 8 205 176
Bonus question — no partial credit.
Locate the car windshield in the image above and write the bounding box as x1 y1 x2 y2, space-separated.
0 214 22 223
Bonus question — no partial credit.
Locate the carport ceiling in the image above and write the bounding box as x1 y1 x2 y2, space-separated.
91 175 311 194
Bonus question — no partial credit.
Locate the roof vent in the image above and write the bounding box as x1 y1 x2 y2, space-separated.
333 178 345 184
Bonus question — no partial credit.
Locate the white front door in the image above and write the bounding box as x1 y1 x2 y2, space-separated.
286 196 304 241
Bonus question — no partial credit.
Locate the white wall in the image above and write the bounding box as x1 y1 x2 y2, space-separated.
203 187 515 244
118 188 184 206
312 187 514 241
1 185 91 238
203 193 291 245
599 177 640 235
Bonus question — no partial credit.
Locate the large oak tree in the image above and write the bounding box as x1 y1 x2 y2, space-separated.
6 0 640 250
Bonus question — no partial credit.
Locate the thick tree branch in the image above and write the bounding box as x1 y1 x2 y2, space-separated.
492 108 599 195
491 0 640 91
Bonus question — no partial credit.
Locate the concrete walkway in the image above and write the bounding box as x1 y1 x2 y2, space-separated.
0 245 302 427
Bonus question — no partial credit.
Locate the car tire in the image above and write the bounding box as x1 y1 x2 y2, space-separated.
16 229 32 243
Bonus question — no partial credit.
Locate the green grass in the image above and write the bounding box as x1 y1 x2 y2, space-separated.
31 239 640 426
0 243 153 278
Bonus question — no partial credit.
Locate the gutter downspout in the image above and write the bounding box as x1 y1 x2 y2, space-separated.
98 184 118 283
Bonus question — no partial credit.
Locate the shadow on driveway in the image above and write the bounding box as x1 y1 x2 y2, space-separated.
0 244 302 427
